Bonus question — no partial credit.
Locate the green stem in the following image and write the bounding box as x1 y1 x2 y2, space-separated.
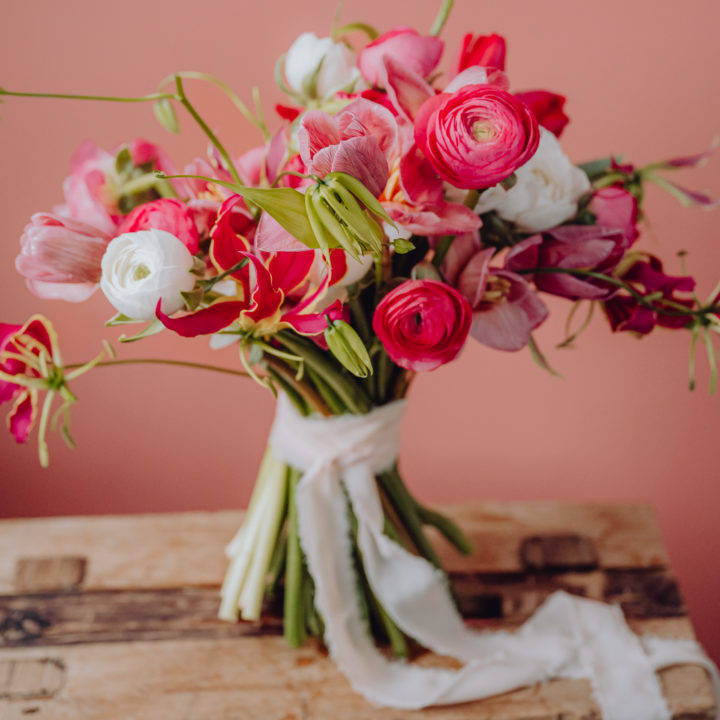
520 267 718 319
377 468 442 569
284 468 306 647
36 389 55 468
430 0 454 35
173 75 243 187
277 332 371 414
415 504 473 555
304 365 346 415
0 88 176 103
432 236 453 269
63 358 249 378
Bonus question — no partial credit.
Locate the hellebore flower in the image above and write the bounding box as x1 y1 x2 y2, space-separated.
443 235 548 351
16 213 110 302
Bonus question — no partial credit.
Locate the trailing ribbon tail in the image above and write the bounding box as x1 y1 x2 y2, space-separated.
269 394 720 718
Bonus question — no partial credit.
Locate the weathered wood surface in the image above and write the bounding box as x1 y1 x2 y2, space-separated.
0 503 714 719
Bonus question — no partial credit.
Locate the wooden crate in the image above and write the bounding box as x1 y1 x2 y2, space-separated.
0 503 715 719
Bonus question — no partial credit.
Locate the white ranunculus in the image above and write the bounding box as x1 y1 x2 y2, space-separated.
100 229 195 321
474 128 591 232
285 32 361 99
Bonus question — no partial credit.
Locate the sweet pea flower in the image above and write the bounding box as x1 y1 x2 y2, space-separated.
415 84 539 189
455 33 506 73
604 254 696 334
284 33 361 100
474 128 590 231
100 229 196 320
372 279 472 371
119 198 200 255
16 213 111 302
442 235 548 351
358 26 443 89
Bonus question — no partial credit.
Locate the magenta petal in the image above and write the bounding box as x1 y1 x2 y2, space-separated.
441 232 482 285
156 300 244 338
8 390 36 444
457 247 494 307
266 251 315 295
399 143 443 205
505 235 543 272
283 299 344 336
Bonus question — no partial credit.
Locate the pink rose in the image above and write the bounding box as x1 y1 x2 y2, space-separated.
415 84 540 189
119 198 200 254
358 26 443 89
15 213 111 302
455 33 506 73
372 279 472 371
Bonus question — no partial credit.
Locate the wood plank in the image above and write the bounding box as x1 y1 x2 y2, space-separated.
0 567 685 648
0 503 669 594
0 630 713 720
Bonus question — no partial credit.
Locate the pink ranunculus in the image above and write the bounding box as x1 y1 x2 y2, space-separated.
358 26 444 90
455 33 507 73
15 213 111 302
372 279 472 371
119 198 200 254
514 91 569 138
442 238 548 351
415 84 540 190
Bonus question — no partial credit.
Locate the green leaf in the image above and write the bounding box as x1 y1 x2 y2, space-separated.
578 157 614 181
181 288 204 311
153 98 179 134
528 335 563 378
500 173 517 191
234 185 318 249
118 318 165 343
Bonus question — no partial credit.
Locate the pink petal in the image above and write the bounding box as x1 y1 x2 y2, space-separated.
383 56 435 121
399 143 443 205
298 112 342 166
266 251 316 295
255 212 312 252
283 299 344 336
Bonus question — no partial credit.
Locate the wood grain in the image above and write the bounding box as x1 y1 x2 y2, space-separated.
0 504 713 719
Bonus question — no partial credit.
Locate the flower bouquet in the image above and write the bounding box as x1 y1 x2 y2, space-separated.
2 0 719 713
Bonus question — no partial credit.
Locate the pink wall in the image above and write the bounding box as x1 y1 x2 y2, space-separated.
1 0 719 662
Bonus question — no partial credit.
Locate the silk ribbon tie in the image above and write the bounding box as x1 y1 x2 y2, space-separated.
269 394 720 718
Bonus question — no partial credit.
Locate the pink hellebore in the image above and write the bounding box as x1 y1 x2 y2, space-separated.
443 234 548 351
0 315 57 443
16 213 111 302
358 26 444 89
372 279 472 371
604 255 696 334
119 198 200 255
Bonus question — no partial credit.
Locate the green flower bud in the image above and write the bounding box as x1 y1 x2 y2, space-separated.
392 237 415 254
153 98 180 134
324 319 373 378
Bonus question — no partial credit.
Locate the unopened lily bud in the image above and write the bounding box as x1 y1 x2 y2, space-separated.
392 237 415 254
324 319 373 378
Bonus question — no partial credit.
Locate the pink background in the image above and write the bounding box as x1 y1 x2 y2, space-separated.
1 0 719 662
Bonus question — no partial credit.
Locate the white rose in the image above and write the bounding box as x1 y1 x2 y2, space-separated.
285 32 361 99
100 229 195 321
474 128 591 232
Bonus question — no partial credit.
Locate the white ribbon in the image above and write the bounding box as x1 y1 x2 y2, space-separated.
269 395 719 717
